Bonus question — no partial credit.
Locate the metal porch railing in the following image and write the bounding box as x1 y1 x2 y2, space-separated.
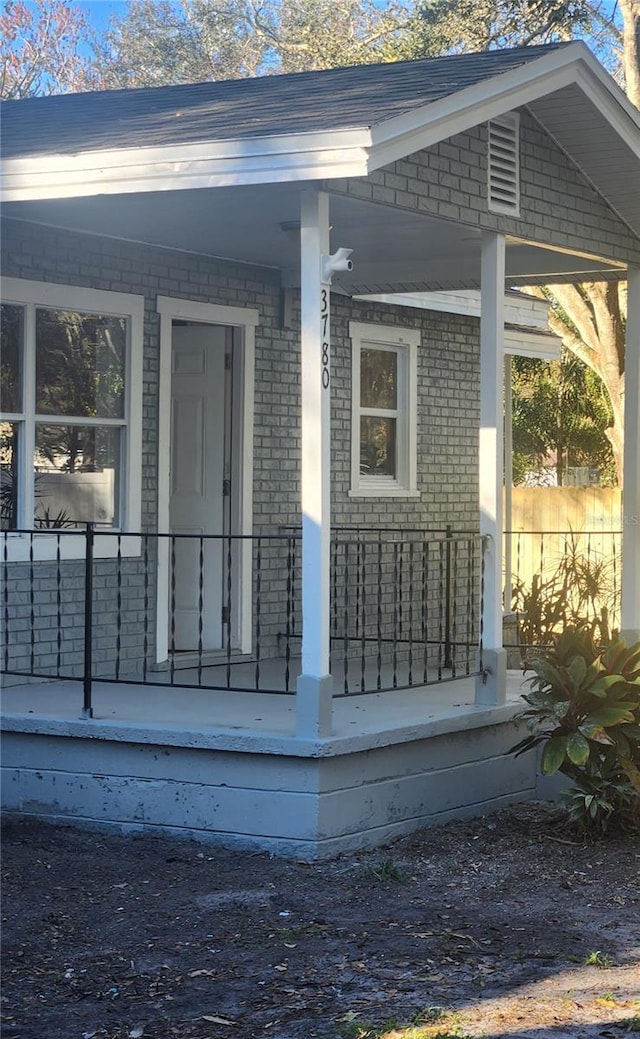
2 526 486 716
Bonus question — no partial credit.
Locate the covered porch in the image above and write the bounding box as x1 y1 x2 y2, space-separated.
2 43 640 853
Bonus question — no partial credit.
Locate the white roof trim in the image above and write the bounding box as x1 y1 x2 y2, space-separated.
358 289 562 357
1 129 371 202
504 328 562 360
2 42 638 204
367 42 640 170
357 289 552 328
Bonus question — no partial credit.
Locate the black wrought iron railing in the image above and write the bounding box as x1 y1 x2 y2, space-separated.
329 529 485 695
1 526 486 714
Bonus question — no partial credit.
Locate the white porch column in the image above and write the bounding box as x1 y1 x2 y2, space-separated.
476 231 507 705
503 353 513 613
621 266 640 645
296 190 333 737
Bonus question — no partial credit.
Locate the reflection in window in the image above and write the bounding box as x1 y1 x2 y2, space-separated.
34 425 121 528
360 416 397 478
359 346 399 480
360 349 397 410
0 422 20 531
1 304 23 415
36 310 126 419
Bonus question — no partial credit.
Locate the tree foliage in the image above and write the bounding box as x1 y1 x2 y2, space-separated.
92 0 267 87
511 351 616 485
414 0 599 54
0 0 95 98
90 0 415 88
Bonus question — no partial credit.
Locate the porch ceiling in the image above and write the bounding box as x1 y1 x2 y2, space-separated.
4 184 624 294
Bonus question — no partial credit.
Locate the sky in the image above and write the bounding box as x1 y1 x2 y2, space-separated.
76 1 131 35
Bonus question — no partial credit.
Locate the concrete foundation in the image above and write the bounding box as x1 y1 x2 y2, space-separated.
1 674 545 859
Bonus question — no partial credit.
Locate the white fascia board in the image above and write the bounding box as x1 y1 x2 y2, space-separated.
368 43 640 171
504 328 563 360
356 289 551 328
1 128 371 202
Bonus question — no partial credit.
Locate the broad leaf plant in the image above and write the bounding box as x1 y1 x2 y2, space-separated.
513 627 640 833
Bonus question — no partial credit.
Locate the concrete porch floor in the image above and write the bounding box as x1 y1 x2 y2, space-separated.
0 669 529 751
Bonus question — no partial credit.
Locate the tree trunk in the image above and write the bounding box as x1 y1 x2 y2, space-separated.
528 283 626 484
620 0 640 107
528 4 638 487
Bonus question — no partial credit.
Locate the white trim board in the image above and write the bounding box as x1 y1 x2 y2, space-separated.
356 290 562 359
2 133 371 202
357 289 552 327
504 328 562 360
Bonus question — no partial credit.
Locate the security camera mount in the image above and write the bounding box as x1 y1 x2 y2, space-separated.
321 248 353 283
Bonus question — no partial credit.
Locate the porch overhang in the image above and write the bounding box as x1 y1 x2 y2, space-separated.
1 189 628 295
2 43 639 242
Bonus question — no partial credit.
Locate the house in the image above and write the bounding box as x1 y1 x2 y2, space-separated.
1 42 639 857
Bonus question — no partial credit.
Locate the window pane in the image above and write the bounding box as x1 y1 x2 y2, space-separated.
360 416 396 478
0 421 20 530
34 425 121 528
36 309 126 419
1 304 24 414
361 348 397 409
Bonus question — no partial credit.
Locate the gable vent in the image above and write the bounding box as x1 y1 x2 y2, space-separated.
488 112 520 216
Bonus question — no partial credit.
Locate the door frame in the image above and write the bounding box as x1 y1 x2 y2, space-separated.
156 296 258 664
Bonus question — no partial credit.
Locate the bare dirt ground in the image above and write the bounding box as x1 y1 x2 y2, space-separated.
1 803 639 1039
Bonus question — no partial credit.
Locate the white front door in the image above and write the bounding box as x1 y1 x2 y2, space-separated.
169 324 229 651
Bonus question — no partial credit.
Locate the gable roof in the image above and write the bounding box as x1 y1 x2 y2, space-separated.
2 44 568 158
2 41 639 237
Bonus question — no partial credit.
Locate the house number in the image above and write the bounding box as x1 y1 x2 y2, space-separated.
320 287 330 388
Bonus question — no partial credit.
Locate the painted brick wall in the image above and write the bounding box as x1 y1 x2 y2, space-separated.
327 111 640 277
1 217 480 682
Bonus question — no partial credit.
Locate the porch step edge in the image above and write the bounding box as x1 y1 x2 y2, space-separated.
1 700 524 757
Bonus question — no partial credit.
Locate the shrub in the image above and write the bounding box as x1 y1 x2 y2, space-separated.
512 627 640 834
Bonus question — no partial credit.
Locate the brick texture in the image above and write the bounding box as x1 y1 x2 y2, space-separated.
2 109 636 682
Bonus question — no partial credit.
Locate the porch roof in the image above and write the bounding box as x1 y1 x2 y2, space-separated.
2 44 567 155
2 41 639 244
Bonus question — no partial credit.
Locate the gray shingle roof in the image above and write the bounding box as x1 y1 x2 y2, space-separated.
1 44 568 158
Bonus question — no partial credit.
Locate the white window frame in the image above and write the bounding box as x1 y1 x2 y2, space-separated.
0 277 144 560
349 321 419 498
